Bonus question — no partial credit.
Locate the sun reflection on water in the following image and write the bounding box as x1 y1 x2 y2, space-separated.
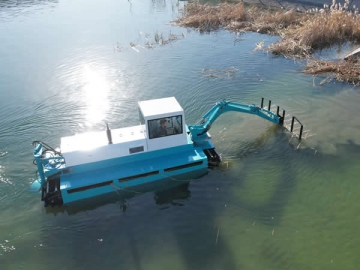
81 64 110 126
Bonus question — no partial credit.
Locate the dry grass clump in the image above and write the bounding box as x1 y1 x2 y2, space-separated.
245 7 300 34
177 1 302 34
179 1 247 31
267 33 313 58
176 0 360 85
304 60 360 85
303 0 360 49
178 0 360 56
270 0 360 57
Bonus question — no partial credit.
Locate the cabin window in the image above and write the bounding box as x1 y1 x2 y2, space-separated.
129 146 144 154
148 115 183 139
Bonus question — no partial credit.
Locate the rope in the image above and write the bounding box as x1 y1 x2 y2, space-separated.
109 170 194 199
110 183 143 195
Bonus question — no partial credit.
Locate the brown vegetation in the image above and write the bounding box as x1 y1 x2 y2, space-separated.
304 60 360 85
177 1 300 35
269 0 360 58
176 0 360 85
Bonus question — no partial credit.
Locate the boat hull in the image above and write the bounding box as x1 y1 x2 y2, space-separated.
41 144 208 206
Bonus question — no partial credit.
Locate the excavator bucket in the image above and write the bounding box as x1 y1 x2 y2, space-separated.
260 97 303 140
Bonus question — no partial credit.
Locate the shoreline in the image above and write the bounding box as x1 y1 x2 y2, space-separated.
176 1 360 85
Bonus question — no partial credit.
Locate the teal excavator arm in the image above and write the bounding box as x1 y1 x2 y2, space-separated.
188 100 284 145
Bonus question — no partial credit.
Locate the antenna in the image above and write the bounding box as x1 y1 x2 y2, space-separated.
105 121 113 144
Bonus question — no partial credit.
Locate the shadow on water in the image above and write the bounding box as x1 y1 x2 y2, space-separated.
223 124 360 229
220 125 320 226
41 172 241 269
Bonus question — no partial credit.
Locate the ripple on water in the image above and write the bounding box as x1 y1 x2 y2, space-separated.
0 241 16 255
0 150 8 158
0 0 58 22
0 177 12 186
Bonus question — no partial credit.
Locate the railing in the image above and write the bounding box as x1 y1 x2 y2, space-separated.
33 142 66 185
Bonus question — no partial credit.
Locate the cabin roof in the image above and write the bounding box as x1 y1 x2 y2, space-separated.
138 97 183 118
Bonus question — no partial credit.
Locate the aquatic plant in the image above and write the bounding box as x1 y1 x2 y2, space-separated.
199 67 239 79
115 30 186 52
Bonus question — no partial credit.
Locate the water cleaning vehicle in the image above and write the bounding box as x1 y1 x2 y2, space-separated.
31 97 303 207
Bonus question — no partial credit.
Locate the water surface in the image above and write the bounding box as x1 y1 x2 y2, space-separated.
1 0 360 269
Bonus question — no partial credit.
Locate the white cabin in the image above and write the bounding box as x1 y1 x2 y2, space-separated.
138 97 188 151
60 97 189 166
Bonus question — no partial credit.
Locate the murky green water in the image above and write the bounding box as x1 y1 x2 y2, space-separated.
1 0 360 269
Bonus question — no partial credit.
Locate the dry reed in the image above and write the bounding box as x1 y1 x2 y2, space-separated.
270 0 360 57
178 2 247 32
176 0 360 85
177 1 301 34
304 60 360 85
